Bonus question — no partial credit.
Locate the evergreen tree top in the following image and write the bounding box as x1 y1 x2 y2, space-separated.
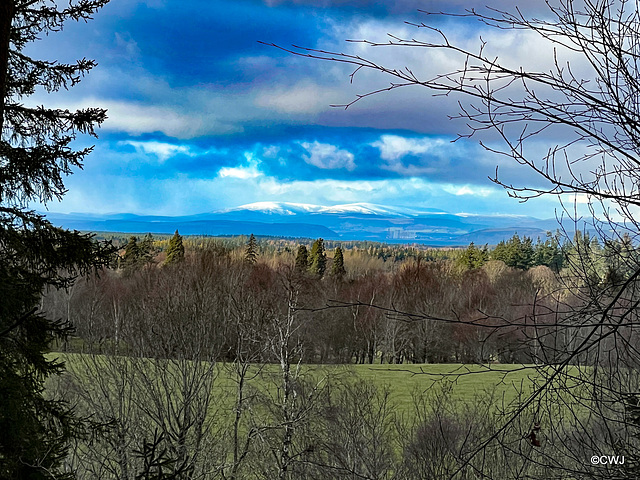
0 1 111 477
295 244 309 273
1 0 110 207
330 245 346 278
245 233 258 264
309 238 327 277
164 229 185 265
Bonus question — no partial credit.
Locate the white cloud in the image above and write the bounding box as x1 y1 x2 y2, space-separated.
300 141 356 170
33 90 248 138
68 98 210 137
371 135 447 161
443 184 495 197
255 81 338 114
218 153 263 179
37 163 565 218
218 165 262 179
260 177 377 197
369 134 462 177
120 140 193 161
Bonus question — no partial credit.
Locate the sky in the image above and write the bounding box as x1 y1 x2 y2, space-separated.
25 0 581 218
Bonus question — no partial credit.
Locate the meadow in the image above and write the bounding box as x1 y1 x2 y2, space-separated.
52 352 568 416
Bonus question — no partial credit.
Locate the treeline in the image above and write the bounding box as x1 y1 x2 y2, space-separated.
102 228 632 276
41 230 640 478
44 229 637 365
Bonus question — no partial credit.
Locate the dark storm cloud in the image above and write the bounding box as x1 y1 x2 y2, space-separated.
25 0 567 217
255 0 554 17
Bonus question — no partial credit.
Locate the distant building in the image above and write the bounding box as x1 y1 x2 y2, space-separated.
387 228 417 239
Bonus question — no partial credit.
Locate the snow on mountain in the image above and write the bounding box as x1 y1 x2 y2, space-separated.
318 203 407 216
43 202 565 246
222 202 321 215
220 202 442 217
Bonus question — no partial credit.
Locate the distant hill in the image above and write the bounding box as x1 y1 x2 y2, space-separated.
43 202 567 246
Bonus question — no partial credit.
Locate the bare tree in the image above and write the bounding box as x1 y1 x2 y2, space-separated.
61 255 226 479
267 0 640 477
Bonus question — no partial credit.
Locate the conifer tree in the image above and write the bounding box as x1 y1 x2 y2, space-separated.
533 232 564 272
0 1 111 477
565 231 605 289
457 242 489 270
309 238 327 277
491 240 508 264
122 235 140 270
140 232 156 266
330 246 346 279
491 234 534 270
602 233 637 287
244 233 258 264
294 244 309 272
164 230 185 265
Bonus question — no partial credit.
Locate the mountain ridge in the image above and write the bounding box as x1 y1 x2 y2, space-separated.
43 202 563 246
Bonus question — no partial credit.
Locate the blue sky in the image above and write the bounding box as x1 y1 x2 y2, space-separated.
27 0 573 218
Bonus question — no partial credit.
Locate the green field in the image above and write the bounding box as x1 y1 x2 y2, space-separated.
52 353 556 415
342 363 540 411
49 354 589 478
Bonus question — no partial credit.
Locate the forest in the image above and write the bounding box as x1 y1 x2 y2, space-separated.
46 230 585 365
39 230 639 478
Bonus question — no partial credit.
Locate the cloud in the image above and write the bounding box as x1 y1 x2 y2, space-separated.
114 32 141 59
255 82 337 114
36 142 567 218
300 141 356 170
218 166 262 179
23 0 597 223
218 153 263 179
58 98 209 138
119 140 193 161
371 135 447 161
367 133 469 179
68 95 250 138
443 185 494 197
27 0 590 143
257 0 554 17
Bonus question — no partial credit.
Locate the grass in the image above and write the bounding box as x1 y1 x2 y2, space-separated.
52 352 556 417
346 363 540 412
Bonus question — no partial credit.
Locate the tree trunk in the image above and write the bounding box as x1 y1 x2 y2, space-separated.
0 0 14 132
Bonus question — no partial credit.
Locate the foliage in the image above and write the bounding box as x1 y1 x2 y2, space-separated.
294 245 308 273
0 0 111 477
563 230 605 289
139 233 157 266
121 234 157 273
164 230 185 266
308 238 326 277
244 233 258 264
122 235 140 270
456 242 488 270
602 233 639 288
330 246 346 278
48 246 556 366
533 232 564 273
491 234 534 270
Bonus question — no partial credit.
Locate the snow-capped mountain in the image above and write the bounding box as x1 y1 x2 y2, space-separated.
221 202 444 217
222 202 319 216
43 201 564 245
